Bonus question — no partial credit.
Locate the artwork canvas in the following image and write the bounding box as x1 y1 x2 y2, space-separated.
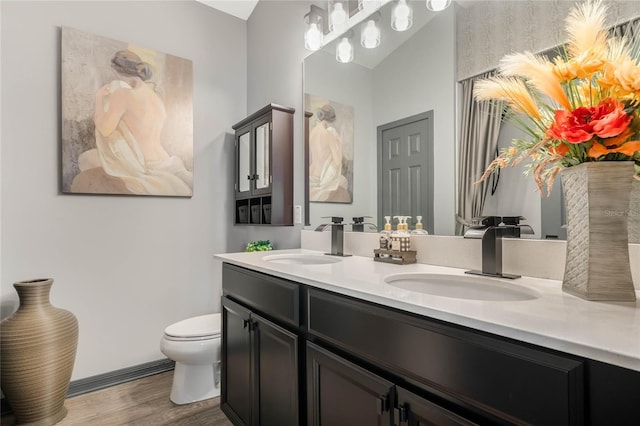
61 27 194 197
305 94 354 203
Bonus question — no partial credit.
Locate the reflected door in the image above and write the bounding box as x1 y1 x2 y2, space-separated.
378 111 434 233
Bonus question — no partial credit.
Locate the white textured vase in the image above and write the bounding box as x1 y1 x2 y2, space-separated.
560 162 636 301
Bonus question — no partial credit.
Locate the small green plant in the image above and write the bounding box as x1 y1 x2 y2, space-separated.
245 240 273 252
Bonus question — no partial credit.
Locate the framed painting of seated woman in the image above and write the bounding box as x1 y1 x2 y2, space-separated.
305 94 354 203
61 27 193 197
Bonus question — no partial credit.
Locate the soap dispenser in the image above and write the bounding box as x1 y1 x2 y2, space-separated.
390 216 401 251
379 216 393 250
392 216 411 252
411 216 429 235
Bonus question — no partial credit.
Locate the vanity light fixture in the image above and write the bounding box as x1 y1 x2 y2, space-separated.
304 5 326 51
336 31 355 63
425 0 451 12
328 0 349 33
361 15 381 49
391 0 413 31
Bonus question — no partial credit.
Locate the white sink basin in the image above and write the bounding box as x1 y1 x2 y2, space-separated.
262 254 342 265
384 273 540 301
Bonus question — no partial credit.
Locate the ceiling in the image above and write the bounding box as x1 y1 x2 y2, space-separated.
196 0 476 22
196 0 260 20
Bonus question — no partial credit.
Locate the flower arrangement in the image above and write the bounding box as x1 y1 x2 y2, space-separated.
474 0 640 194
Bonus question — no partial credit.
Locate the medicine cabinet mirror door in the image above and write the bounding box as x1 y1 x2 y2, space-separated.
236 128 252 197
253 116 272 196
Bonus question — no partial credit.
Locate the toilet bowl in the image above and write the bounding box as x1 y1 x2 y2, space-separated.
160 313 221 405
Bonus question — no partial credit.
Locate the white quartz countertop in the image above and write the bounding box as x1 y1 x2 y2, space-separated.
215 249 640 372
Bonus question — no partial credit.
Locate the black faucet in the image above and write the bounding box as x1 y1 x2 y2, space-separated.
464 226 520 279
463 216 533 279
350 216 378 232
314 216 351 257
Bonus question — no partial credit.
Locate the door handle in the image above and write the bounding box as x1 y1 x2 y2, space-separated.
394 405 407 425
243 319 257 331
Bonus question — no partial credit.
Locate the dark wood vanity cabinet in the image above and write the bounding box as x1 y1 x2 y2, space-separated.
221 263 640 426
306 341 394 426
306 342 471 426
221 264 301 425
306 289 585 425
232 104 294 226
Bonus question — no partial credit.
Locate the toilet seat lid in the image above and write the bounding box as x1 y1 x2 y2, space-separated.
164 314 221 339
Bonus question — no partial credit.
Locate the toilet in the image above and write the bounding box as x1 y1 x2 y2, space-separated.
160 313 222 405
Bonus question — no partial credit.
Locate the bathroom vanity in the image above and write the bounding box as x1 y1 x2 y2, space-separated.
216 250 640 425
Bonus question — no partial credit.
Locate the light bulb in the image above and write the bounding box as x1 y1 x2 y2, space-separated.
395 1 410 19
305 23 323 51
392 0 413 31
426 0 451 12
394 18 410 31
336 37 354 63
330 3 348 31
361 20 380 49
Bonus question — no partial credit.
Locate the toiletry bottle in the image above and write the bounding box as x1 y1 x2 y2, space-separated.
399 216 411 251
411 215 429 235
391 216 401 251
379 216 392 250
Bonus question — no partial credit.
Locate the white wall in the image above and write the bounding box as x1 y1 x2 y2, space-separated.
0 0 246 380
228 0 315 252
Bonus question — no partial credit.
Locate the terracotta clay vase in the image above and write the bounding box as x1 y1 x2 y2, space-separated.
0 278 79 425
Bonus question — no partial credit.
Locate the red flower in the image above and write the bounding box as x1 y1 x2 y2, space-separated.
547 108 595 143
547 98 631 144
591 98 632 138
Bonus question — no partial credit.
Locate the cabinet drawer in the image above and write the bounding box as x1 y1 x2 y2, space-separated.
223 263 301 327
308 289 584 425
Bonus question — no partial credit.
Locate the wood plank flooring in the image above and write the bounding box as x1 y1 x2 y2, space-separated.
1 371 233 425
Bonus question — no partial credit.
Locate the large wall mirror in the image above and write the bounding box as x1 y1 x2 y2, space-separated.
304 0 456 235
303 0 639 239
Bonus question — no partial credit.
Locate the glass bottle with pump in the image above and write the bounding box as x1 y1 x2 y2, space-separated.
411 215 429 235
379 216 393 250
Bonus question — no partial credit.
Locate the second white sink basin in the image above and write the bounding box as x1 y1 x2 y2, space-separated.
262 254 342 265
384 273 540 301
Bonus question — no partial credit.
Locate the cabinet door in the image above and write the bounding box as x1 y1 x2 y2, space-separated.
254 313 299 426
252 115 272 196
395 387 475 426
221 297 254 426
236 127 252 197
307 342 393 426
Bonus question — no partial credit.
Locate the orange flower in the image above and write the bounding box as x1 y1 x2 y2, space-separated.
588 140 640 158
591 98 632 138
553 55 604 81
549 143 570 156
602 127 634 148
